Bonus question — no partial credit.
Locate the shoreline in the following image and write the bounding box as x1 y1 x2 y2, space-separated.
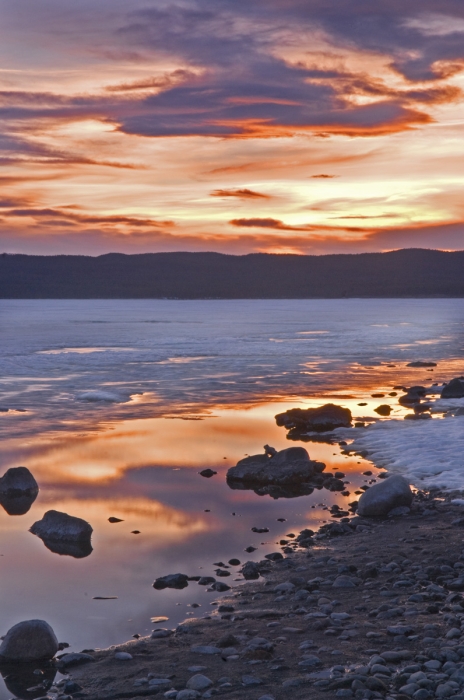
51 487 464 700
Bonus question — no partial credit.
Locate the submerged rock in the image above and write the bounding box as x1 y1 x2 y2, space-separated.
357 475 413 517
199 469 217 478
30 510 93 558
0 466 39 516
275 404 352 436
0 620 58 662
374 405 392 416
441 377 464 399
226 447 325 486
407 361 437 367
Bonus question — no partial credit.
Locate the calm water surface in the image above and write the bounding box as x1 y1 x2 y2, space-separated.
0 299 463 699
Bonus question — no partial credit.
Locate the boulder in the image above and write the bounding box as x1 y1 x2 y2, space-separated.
357 475 413 517
275 404 352 435
226 447 325 486
442 378 464 399
0 620 58 662
30 511 93 558
0 467 39 516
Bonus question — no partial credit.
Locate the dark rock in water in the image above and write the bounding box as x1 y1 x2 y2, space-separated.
153 573 189 590
0 661 56 699
407 361 437 367
241 561 260 580
374 404 392 416
198 576 216 586
108 517 124 523
30 510 92 542
0 620 58 662
228 559 240 566
227 446 325 486
199 469 217 478
30 510 93 558
442 377 464 399
265 552 283 561
357 475 413 517
398 386 427 405
211 581 231 592
245 546 257 553
275 404 352 435
0 466 39 516
251 526 269 533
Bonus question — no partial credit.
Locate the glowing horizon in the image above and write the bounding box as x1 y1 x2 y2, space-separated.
1 1 464 256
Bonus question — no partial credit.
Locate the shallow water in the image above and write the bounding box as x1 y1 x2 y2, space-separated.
0 299 463 699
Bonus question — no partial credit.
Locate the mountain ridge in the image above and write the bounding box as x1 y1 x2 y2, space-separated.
1 248 463 298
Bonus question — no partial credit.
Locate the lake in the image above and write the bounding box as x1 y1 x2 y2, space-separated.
0 299 463 698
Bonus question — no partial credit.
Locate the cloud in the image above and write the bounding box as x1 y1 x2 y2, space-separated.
230 217 310 231
310 174 336 179
210 188 271 199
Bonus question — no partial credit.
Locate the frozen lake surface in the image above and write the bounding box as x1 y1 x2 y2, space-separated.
0 299 463 699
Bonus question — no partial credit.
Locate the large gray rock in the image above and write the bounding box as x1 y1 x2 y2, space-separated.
0 620 58 662
226 447 325 485
357 475 413 517
30 510 92 542
441 378 464 399
0 466 39 515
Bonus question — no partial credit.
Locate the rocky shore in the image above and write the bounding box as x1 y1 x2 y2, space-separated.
36 489 464 700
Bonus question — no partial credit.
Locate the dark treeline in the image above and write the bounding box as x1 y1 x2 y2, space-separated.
1 249 463 298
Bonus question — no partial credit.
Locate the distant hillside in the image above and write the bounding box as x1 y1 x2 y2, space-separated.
0 249 463 298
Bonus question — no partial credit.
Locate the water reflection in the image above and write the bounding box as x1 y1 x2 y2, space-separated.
0 493 37 517
32 536 93 559
0 661 56 700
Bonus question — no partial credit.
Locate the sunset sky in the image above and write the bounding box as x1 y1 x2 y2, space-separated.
1 0 464 256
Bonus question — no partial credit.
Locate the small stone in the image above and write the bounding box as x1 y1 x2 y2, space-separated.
242 675 263 686
151 629 173 639
199 470 217 478
186 675 213 691
149 679 172 688
176 690 200 700
114 651 132 660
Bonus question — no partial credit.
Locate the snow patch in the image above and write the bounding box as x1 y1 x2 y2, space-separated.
351 416 464 490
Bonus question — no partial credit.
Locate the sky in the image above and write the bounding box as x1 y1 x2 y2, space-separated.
1 0 464 256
